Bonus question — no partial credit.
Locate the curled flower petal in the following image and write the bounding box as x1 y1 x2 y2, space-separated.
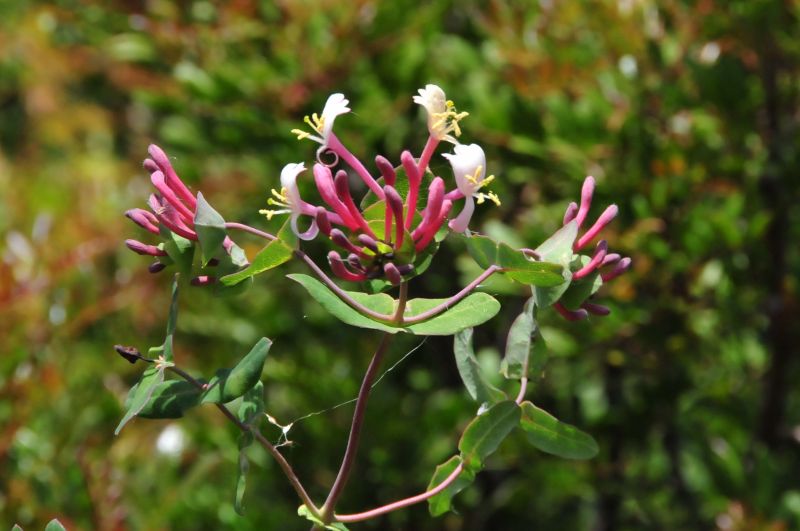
413 84 467 142
443 143 486 197
448 196 475 233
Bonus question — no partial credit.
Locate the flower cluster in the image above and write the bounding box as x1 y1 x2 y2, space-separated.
263 85 499 284
553 176 631 320
124 144 240 285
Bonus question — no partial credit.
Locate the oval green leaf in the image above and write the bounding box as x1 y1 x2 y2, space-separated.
458 400 521 471
454 328 506 403
194 192 227 265
520 401 599 459
427 455 476 517
137 379 202 419
201 338 272 404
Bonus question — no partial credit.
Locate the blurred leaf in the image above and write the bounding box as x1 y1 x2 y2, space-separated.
200 338 272 404
453 328 506 403
458 400 521 471
519 401 598 460
235 432 253 515
164 276 180 362
427 455 476 517
44 520 67 531
162 230 195 278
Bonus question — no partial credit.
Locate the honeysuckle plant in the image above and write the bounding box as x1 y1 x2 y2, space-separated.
116 84 631 528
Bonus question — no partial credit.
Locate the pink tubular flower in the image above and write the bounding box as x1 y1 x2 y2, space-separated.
553 176 631 321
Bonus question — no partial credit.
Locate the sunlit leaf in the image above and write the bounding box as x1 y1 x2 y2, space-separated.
115 366 165 434
193 192 227 265
201 338 271 404
137 379 202 419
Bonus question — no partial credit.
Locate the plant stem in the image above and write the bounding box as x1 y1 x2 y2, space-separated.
334 461 465 523
403 265 501 324
319 282 407 524
318 333 394 523
225 222 276 241
165 365 320 518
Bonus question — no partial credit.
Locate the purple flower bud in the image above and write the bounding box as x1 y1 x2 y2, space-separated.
125 239 167 256
315 206 333 236
415 199 452 252
375 155 396 186
554 302 589 321
601 253 621 267
328 251 367 282
148 144 197 209
314 163 359 230
125 208 160 235
601 256 631 282
330 229 362 255
401 150 421 228
582 302 611 316
151 170 195 223
412 177 445 240
576 204 618 251
575 176 595 229
384 185 405 248
347 253 365 271
396 264 414 275
334 170 375 238
148 261 167 274
383 262 402 286
190 275 216 286
563 201 578 225
143 158 159 173
357 234 379 253
573 240 608 280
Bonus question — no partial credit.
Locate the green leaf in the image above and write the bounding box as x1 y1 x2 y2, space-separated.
201 338 271 404
288 273 399 332
520 401 599 459
500 297 545 380
464 233 498 268
45 520 67 531
234 432 253 514
403 293 501 335
289 274 500 335
238 381 265 425
535 220 579 264
137 379 202 419
453 328 506 403
496 243 564 286
221 221 295 286
559 261 603 310
116 365 165 434
161 229 195 278
297 505 349 530
427 455 476 517
193 192 227 265
458 401 521 471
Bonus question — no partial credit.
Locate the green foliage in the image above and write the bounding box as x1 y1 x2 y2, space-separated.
221 221 297 286
453 328 506 403
194 192 228 266
200 338 272 404
288 273 501 335
457 401 521 472
519 402 599 460
426 456 476 517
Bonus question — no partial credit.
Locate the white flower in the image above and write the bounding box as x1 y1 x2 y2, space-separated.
442 143 500 232
259 163 319 240
413 84 468 142
291 93 351 149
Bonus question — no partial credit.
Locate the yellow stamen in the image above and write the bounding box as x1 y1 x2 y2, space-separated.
430 100 469 139
291 129 311 141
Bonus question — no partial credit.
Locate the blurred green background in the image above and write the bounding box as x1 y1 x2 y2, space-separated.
2 0 799 529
